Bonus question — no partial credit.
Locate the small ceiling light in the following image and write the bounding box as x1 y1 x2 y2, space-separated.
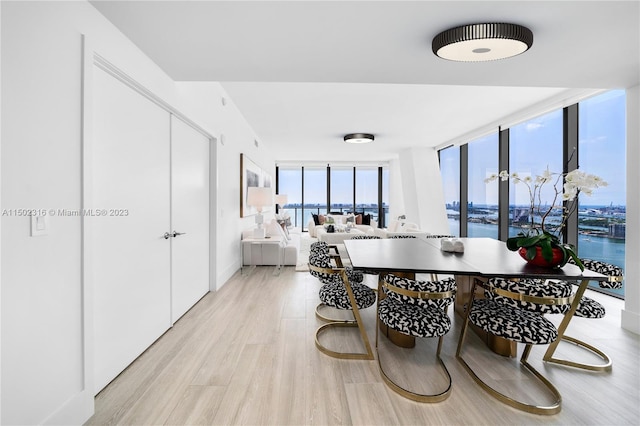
344 133 374 144
432 23 533 62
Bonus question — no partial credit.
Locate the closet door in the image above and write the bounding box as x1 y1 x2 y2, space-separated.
92 66 172 393
170 116 210 323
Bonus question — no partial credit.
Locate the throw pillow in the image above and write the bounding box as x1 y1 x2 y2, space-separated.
312 214 320 226
355 214 362 225
362 214 371 225
318 214 326 224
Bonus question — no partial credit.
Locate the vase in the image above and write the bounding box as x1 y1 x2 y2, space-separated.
518 246 565 268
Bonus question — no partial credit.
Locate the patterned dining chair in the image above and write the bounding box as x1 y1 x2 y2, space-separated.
308 241 375 360
389 234 417 239
377 273 456 402
456 277 574 415
543 258 624 371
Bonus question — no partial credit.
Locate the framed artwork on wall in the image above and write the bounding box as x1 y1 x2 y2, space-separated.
240 153 272 217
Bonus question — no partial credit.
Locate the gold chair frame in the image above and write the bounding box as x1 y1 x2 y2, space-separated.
376 275 454 402
313 245 358 324
456 278 572 415
543 275 622 372
309 262 374 360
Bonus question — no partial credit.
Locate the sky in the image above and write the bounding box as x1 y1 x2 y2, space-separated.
443 90 626 207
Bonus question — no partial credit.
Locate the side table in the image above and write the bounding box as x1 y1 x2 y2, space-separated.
241 235 285 276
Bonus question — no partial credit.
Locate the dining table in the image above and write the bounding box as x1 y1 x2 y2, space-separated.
343 237 605 359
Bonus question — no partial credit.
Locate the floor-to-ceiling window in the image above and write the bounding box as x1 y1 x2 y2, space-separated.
382 167 389 227
330 167 353 213
438 90 626 298
440 146 460 237
467 133 499 238
578 90 626 297
508 110 563 236
303 167 327 229
355 167 379 222
277 164 388 231
276 167 302 227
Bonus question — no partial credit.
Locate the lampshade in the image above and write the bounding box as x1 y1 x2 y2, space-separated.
275 194 288 206
344 133 374 144
432 23 533 62
247 186 272 212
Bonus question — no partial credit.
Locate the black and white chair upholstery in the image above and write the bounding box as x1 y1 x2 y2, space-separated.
350 234 381 240
377 273 456 402
308 241 375 360
389 234 417 239
456 277 574 415
545 258 624 371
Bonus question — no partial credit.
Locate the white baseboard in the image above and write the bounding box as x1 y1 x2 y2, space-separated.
621 308 640 335
42 389 94 426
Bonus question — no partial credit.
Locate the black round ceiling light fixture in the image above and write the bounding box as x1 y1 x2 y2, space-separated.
344 133 375 144
432 23 533 62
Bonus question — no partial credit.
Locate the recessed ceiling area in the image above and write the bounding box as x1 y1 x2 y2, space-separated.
90 1 640 162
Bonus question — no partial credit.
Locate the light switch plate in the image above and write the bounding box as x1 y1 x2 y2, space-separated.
31 215 49 236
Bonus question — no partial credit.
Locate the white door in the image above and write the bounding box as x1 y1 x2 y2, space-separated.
92 66 172 393
170 116 210 323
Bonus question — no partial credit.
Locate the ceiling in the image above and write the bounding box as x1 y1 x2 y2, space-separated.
90 1 640 163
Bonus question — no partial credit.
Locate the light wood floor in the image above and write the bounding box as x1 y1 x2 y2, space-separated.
87 266 640 425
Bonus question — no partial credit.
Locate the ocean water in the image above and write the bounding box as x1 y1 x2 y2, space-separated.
452 220 625 297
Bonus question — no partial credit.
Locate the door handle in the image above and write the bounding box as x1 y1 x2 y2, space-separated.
163 232 172 239
172 231 186 238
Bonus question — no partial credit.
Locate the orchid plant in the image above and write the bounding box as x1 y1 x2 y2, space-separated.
485 167 607 270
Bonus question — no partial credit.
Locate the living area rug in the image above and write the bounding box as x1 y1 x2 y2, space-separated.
295 233 315 271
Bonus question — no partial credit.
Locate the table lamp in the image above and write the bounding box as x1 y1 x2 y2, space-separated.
247 186 272 238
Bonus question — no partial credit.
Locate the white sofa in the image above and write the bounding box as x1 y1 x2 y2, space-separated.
307 213 377 238
242 219 300 266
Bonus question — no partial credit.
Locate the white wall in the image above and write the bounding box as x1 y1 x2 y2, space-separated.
397 147 449 234
387 158 405 221
174 82 275 288
622 85 640 334
1 1 272 424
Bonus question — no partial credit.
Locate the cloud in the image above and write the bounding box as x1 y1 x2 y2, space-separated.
525 122 544 131
579 136 608 144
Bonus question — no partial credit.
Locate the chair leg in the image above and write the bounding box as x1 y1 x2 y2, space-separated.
544 335 612 372
315 302 356 323
543 278 612 372
457 322 562 415
315 273 374 360
376 331 452 403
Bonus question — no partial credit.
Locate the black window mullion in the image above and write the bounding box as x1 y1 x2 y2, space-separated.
498 127 510 241
378 166 383 228
564 105 579 247
460 144 468 237
353 167 357 213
